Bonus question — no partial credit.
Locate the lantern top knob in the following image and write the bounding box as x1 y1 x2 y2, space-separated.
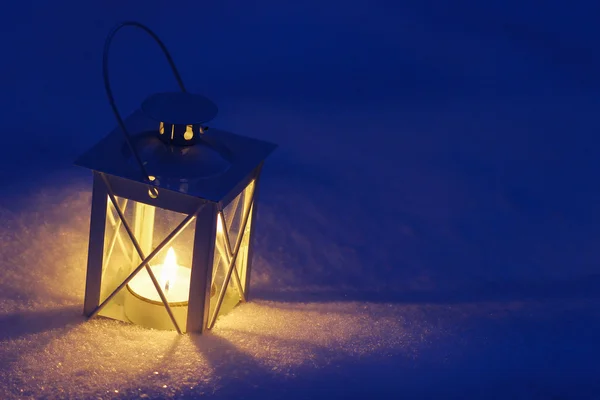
141 92 218 125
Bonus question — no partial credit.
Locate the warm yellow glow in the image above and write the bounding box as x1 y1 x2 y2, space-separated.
184 125 194 140
217 213 224 234
214 213 229 282
160 247 178 292
159 121 164 134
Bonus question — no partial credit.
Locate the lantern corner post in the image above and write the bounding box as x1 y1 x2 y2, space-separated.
243 163 264 300
83 171 109 317
186 201 218 334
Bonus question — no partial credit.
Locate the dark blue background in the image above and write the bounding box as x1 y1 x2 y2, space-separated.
1 1 599 398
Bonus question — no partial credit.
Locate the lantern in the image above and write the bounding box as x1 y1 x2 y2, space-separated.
75 22 276 334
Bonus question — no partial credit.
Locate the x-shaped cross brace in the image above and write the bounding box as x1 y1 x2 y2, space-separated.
88 174 201 333
88 174 255 333
208 192 255 329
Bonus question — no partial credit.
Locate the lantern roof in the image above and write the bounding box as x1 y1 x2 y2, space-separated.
75 110 276 204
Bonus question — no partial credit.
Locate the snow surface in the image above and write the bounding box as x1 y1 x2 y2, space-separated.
1 0 600 398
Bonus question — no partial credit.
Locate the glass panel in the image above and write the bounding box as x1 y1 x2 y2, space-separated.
98 196 195 332
236 203 253 288
208 227 242 322
209 234 228 318
99 196 137 313
209 180 255 325
223 180 254 250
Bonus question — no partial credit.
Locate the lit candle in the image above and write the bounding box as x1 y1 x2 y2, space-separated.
124 247 191 330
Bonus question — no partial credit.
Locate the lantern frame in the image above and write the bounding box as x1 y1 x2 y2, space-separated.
76 21 275 334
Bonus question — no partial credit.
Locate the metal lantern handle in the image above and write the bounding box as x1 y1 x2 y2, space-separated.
102 21 188 194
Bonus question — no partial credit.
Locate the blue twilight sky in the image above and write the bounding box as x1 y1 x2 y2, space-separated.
1 0 599 247
0 0 599 284
0 0 599 277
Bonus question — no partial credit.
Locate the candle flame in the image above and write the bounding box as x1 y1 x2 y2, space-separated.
160 247 177 292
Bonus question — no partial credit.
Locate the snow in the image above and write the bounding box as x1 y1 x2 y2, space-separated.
1 0 600 398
